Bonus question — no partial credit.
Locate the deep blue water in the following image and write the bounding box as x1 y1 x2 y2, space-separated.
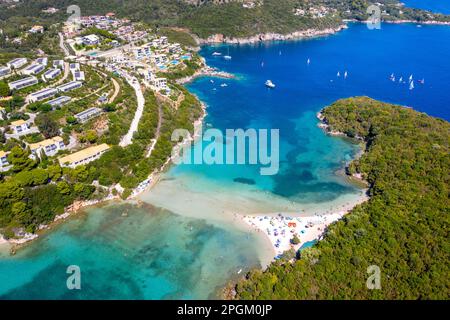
403 0 450 14
1 22 449 300
199 23 450 121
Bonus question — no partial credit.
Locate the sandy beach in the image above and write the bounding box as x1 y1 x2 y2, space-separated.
240 192 368 258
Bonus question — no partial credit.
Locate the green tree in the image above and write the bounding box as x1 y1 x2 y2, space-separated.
0 81 9 97
35 114 59 139
7 146 36 172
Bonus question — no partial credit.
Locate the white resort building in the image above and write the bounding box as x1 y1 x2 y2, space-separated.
10 119 30 135
21 63 45 76
43 68 62 81
0 150 11 172
0 66 11 77
8 76 39 91
134 45 152 60
149 77 168 91
58 144 110 168
53 60 64 69
27 88 58 103
74 107 103 123
36 57 48 66
73 71 85 82
47 96 71 108
7 58 28 70
29 136 65 159
57 81 83 93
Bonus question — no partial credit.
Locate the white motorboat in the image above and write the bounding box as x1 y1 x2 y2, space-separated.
265 80 275 88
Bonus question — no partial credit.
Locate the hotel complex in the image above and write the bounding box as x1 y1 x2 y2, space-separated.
58 144 110 168
8 76 39 91
29 136 66 158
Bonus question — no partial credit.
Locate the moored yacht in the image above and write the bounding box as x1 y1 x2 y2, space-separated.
265 80 275 88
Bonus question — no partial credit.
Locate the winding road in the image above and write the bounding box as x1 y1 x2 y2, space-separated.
119 76 145 147
146 101 163 158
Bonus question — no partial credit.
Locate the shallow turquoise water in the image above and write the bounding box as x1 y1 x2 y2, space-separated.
0 203 261 299
1 23 450 299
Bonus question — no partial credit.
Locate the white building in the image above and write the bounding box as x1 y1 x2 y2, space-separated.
73 71 85 82
57 81 83 93
140 68 153 82
36 57 48 66
27 88 58 103
21 63 45 76
169 43 182 54
29 25 44 34
0 150 11 172
53 60 64 69
69 63 80 73
74 107 103 123
160 36 168 45
43 68 62 81
7 58 27 69
29 136 65 159
59 144 110 168
47 96 71 108
10 119 30 135
0 107 6 120
8 76 39 91
152 54 168 65
150 77 168 91
0 66 11 77
134 45 152 60
82 34 100 45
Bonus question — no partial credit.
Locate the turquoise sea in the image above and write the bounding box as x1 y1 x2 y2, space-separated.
1 22 450 299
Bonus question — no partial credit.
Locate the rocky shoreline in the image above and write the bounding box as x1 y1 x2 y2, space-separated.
198 25 348 45
196 18 450 46
176 65 236 85
317 110 368 186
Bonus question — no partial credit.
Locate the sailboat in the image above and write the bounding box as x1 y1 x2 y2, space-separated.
265 80 276 88
409 74 413 82
409 80 415 90
344 71 348 79
399 77 403 83
224 47 232 60
212 51 222 56
307 58 311 65
418 78 425 84
261 61 265 67
337 71 341 77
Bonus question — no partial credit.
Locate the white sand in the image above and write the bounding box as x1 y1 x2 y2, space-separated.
241 194 368 257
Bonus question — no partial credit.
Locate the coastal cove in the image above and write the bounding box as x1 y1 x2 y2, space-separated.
1 22 450 299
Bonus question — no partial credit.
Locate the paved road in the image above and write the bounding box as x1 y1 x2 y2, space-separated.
58 33 71 57
119 76 145 147
109 78 120 103
146 101 162 158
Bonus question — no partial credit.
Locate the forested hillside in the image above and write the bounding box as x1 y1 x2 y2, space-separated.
236 97 449 299
1 0 449 40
